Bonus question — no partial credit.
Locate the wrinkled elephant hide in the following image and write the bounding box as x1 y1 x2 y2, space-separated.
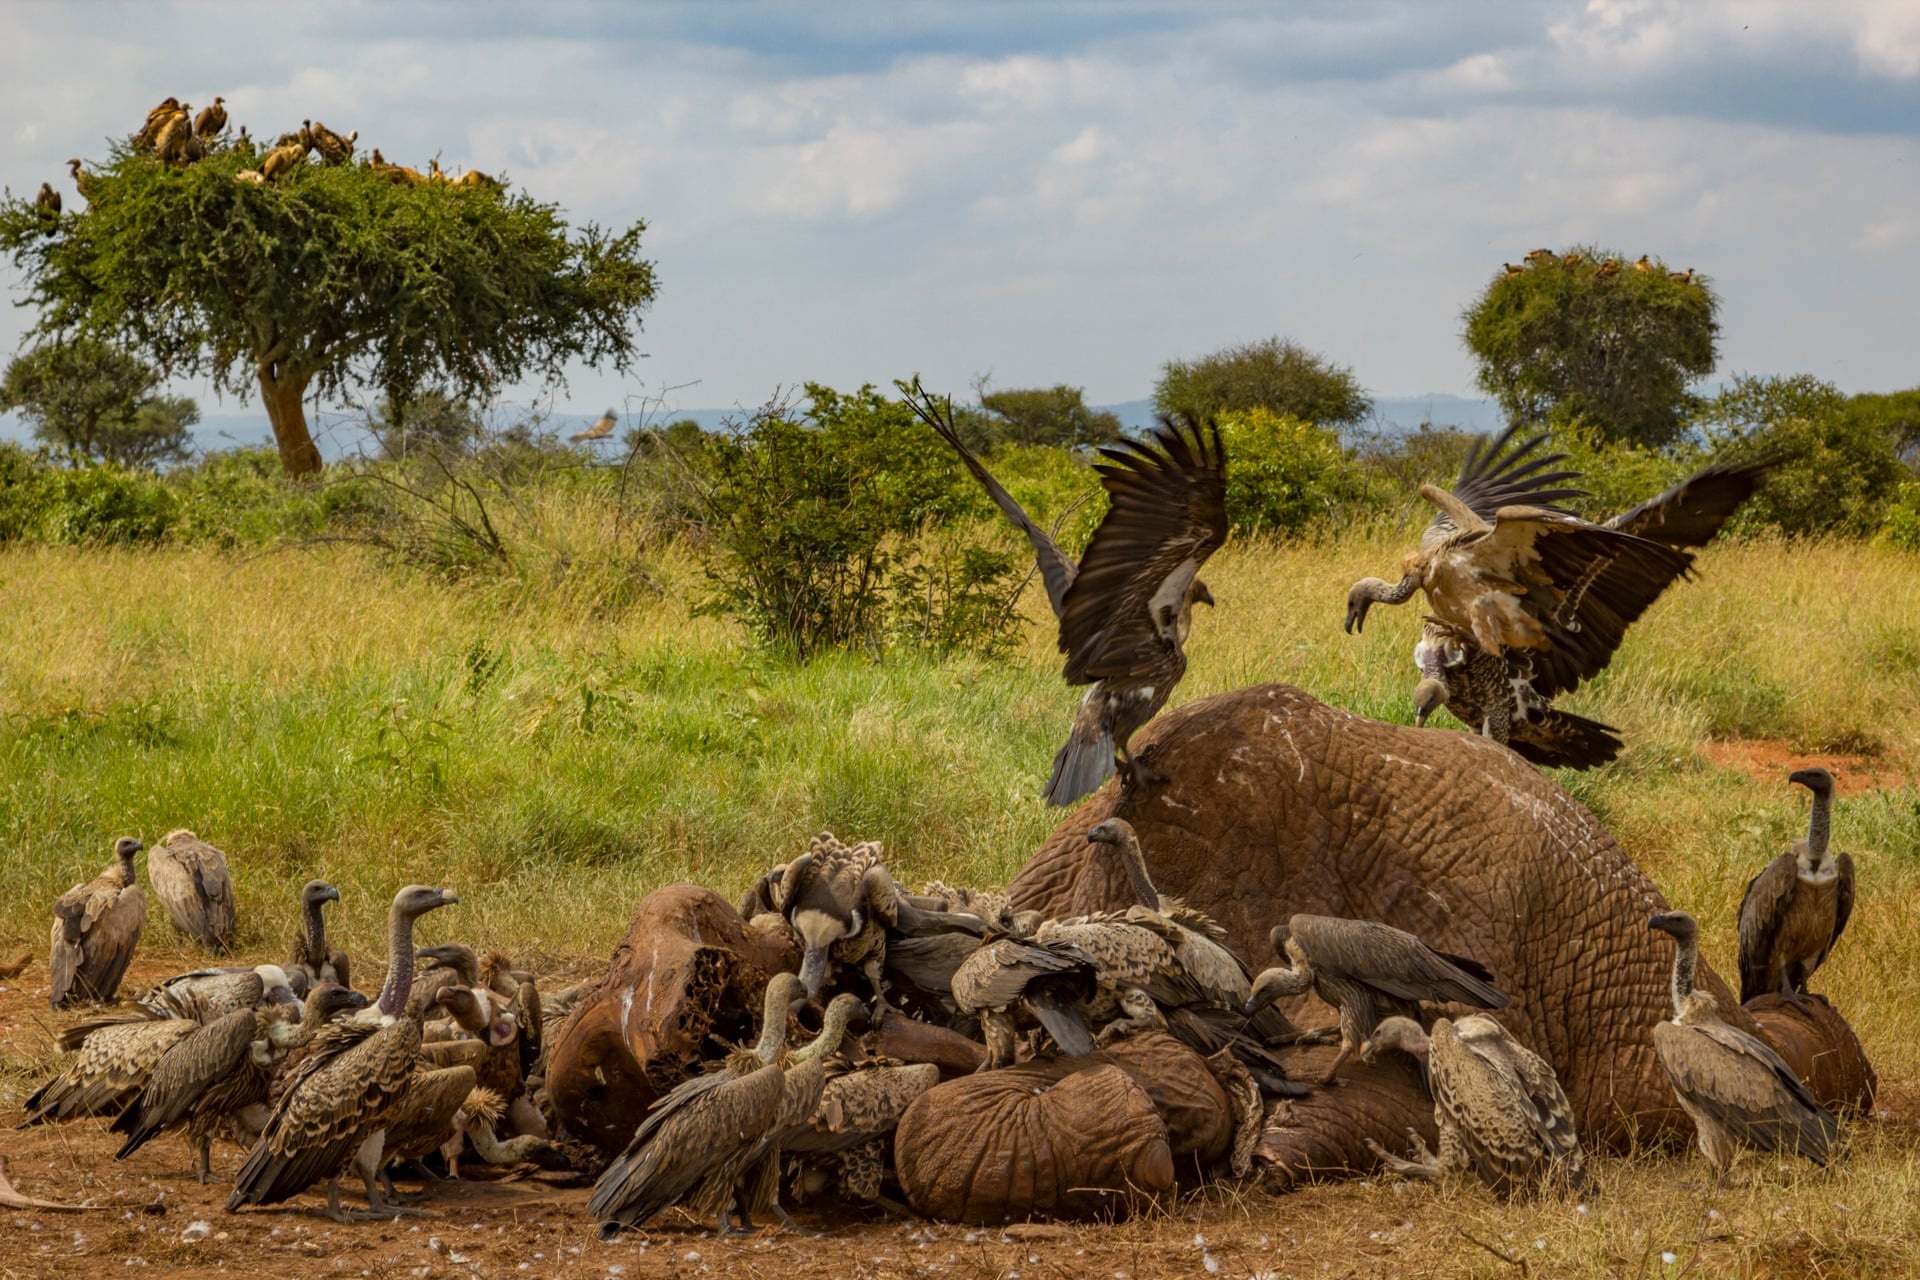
545 884 798 1154
895 1063 1174 1223
1745 993 1878 1113
1009 685 1877 1180
1252 1039 1437 1192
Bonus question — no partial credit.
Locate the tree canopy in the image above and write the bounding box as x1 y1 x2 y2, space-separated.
1462 248 1716 448
1153 337 1370 429
951 383 1123 451
0 113 656 475
0 337 198 468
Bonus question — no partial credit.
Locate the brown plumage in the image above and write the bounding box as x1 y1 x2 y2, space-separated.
786 1059 938 1208
589 973 807 1236
1738 768 1854 1005
1633 254 1652 272
373 1065 477 1198
0 952 29 980
1523 248 1553 264
570 409 618 442
1669 268 1695 283
35 182 60 235
148 829 236 951
778 833 899 1014
137 97 181 147
68 158 98 204
951 936 1098 1065
1408 457 1771 767
310 122 357 166
154 106 194 164
407 943 479 1018
1596 257 1621 277
139 964 296 1022
19 1017 197 1126
1503 263 1525 276
49 837 145 1008
1363 1015 1590 1196
1648 912 1838 1181
428 985 526 1104
1561 251 1582 267
287 879 350 995
259 140 308 182
737 992 867 1229
194 97 226 140
228 885 459 1222
455 168 502 191
1247 914 1509 1085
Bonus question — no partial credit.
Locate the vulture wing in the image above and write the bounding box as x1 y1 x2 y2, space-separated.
950 939 1094 1013
1289 915 1510 1010
1507 708 1625 771
1736 854 1799 1004
21 1019 198 1125
886 932 985 998
1449 1017 1581 1161
1605 458 1774 548
1823 851 1856 971
907 389 1078 619
111 1008 259 1156
791 1062 939 1151
1652 1020 1837 1164
148 832 236 951
1428 426 1586 546
79 884 145 1004
1058 415 1228 684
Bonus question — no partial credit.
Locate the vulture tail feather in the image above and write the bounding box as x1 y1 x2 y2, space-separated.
1044 725 1113 808
1027 990 1093 1057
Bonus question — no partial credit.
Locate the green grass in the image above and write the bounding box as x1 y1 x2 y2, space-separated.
1 533 1916 1075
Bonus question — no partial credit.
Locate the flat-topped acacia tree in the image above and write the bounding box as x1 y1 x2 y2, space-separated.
0 129 655 475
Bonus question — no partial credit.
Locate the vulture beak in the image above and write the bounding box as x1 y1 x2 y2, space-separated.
1343 598 1366 635
797 945 831 1001
1358 1038 1377 1065
1244 971 1283 1018
1190 581 1215 609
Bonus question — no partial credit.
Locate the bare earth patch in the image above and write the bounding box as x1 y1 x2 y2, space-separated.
1699 738 1912 796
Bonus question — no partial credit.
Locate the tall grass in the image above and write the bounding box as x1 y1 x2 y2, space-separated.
0 534 1915 1074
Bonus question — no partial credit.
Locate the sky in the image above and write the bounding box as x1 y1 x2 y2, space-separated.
2 0 1918 435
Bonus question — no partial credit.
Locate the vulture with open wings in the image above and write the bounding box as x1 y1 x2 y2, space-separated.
906 388 1227 805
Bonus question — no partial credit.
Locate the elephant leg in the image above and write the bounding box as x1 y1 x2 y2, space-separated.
1256 1047 1437 1194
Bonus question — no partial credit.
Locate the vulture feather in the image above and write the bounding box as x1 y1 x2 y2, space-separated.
49 838 145 1008
1737 768 1854 1005
147 829 236 951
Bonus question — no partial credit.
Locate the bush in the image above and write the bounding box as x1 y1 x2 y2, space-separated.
1216 407 1388 537
1695 374 1908 537
170 448 341 548
1546 423 1698 521
1155 338 1370 428
956 385 1123 450
0 442 53 542
1876 482 1920 552
44 464 176 545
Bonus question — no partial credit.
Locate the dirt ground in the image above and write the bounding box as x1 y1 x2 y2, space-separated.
1698 737 1912 796
3 953 1915 1280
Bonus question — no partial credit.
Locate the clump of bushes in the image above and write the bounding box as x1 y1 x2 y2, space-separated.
1217 408 1388 536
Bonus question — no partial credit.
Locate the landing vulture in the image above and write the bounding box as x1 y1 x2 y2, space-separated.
571 409 617 442
49 837 145 1008
1737 767 1854 1005
148 829 236 951
906 387 1227 805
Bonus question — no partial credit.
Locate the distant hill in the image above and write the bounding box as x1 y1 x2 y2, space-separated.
1093 394 1504 436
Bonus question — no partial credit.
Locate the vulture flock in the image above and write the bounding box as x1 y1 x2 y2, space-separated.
12 390 1863 1225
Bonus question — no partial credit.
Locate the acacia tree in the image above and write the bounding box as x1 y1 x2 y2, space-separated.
0 128 655 476
1153 337 1371 429
0 337 198 467
1462 248 1716 448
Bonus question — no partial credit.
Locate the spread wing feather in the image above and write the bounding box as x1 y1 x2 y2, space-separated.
1605 459 1774 547
1059 416 1227 684
1436 426 1587 539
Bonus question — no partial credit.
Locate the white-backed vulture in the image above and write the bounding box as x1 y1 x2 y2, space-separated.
778 833 899 1015
19 1017 198 1126
1647 911 1839 1182
66 158 98 204
373 1065 477 1202
1362 1015 1591 1196
259 140 308 182
228 884 459 1222
112 985 369 1182
738 992 867 1230
570 409 617 442
952 936 1098 1065
1523 248 1554 264
1738 767 1854 1005
1670 268 1695 283
193 96 226 140
310 122 356 166
426 985 525 1104
287 879 350 994
49 837 145 1008
907 389 1226 805
1247 915 1509 1085
1404 456 1773 769
407 942 479 1018
148 829 236 951
588 972 808 1237
139 963 297 1022
154 106 194 164
136 97 181 148
786 1060 939 1211
35 182 60 234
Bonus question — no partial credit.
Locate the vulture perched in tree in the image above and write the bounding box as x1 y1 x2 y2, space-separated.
136 97 180 148
1247 915 1509 1085
287 879 350 995
1647 912 1838 1182
310 122 357 166
1738 767 1854 1006
1352 430 1770 768
34 182 60 234
49 837 145 1008
148 829 236 952
906 388 1227 805
1363 1015 1591 1196
570 409 617 442
259 140 308 182
227 884 459 1222
66 158 98 204
193 96 226 140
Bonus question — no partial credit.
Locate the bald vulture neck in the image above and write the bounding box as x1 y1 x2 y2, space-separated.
117 850 138 887
794 1001 855 1064
1364 572 1420 607
1112 831 1161 912
1667 934 1699 1019
303 898 328 963
375 907 422 1019
1803 788 1832 867
754 996 791 1065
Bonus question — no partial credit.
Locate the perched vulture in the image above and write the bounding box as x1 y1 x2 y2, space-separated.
66 158 98 204
34 182 60 234
739 992 867 1230
228 885 459 1222
49 837 145 1008
310 121 357 165
1647 912 1839 1181
426 985 526 1105
193 96 226 140
570 409 617 442
139 963 297 1022
1353 431 1768 767
773 833 898 1014
1633 254 1653 272
287 879 350 994
148 829 236 951
1523 248 1554 264
135 97 180 148
905 388 1227 806
1670 268 1695 284
1738 768 1854 1005
1247 914 1509 1085
259 140 308 182
154 106 194 164
1363 1015 1591 1197
589 972 808 1236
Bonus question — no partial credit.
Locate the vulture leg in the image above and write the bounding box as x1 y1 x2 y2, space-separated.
716 1201 757 1239
348 1135 429 1221
1319 1041 1354 1087
195 1135 215 1185
862 955 893 1026
979 1009 1017 1070
1365 1130 1443 1181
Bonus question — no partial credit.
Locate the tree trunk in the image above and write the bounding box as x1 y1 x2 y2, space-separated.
257 366 322 477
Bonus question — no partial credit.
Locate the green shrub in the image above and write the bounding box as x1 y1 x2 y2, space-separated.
1876 481 1920 552
171 447 338 548
1546 422 1698 521
44 464 175 545
1217 407 1388 537
0 442 53 542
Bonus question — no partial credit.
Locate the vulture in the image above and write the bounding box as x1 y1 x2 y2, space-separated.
137 96 181 147
154 106 194 164
1561 251 1583 267
139 963 298 1022
1738 767 1854 1006
1633 254 1653 272
1351 431 1768 766
49 836 146 1008
194 96 226 140
287 879 350 994
1362 1015 1591 1197
785 1060 939 1212
1093 986 1168 1046
1246 915 1509 1085
259 140 308 182
66 158 98 204
951 936 1098 1066
589 972 808 1237
738 992 868 1230
407 943 481 1018
427 985 526 1105
570 409 617 442
1503 263 1525 276
112 985 369 1182
34 182 60 233
1597 257 1622 277
369 1063 479 1203
19 1017 198 1127
148 829 236 951
1523 248 1554 264
1670 268 1695 283
1647 912 1839 1182
906 388 1228 805
228 884 459 1222
311 122 357 165
775 833 899 1015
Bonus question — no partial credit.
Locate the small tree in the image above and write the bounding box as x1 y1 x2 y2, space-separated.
1462 248 1717 448
1 121 655 476
961 384 1123 450
368 390 482 459
1154 338 1370 428
0 338 197 468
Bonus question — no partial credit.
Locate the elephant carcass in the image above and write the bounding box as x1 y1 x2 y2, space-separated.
544 884 798 1154
1009 684 1877 1189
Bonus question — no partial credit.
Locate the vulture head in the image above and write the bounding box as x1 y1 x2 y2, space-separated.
68 158 82 177
1360 1015 1430 1065
1411 678 1448 728
1645 911 1697 946
437 985 519 1046
396 884 459 919
418 942 480 980
252 964 301 1006
1789 766 1834 798
1085 819 1130 846
301 879 341 908
113 836 145 882
779 848 894 1000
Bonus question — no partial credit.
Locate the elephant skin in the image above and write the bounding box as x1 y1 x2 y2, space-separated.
1008 684 1876 1184
544 884 798 1154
